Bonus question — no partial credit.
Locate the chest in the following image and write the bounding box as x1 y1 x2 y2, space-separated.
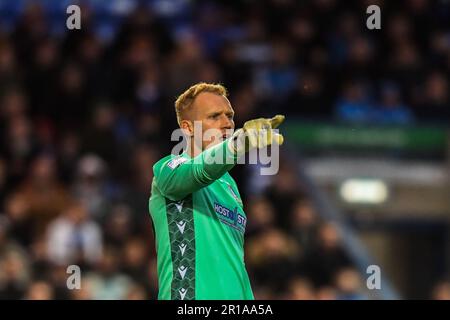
196 177 247 235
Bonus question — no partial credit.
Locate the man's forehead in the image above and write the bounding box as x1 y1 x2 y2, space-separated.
194 92 231 108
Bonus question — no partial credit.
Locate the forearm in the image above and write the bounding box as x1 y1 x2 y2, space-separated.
193 138 238 180
156 140 238 200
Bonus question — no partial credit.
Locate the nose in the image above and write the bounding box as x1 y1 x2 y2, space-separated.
221 114 233 130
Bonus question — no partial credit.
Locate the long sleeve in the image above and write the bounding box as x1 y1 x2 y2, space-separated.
153 140 238 201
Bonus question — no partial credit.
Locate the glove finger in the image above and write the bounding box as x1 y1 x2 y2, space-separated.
233 128 246 152
266 127 272 147
272 132 284 145
269 115 285 129
247 129 258 150
258 128 270 149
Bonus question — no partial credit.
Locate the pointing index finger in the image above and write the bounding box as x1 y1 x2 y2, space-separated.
269 114 285 129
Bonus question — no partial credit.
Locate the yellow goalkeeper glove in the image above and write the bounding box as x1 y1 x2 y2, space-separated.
229 114 285 155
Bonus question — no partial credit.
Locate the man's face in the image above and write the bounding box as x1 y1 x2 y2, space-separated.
182 92 235 151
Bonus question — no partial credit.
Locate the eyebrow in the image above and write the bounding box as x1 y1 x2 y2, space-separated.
207 110 235 116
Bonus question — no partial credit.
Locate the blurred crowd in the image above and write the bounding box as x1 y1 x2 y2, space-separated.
0 0 449 299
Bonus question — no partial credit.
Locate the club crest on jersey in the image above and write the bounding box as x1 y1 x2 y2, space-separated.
219 179 243 206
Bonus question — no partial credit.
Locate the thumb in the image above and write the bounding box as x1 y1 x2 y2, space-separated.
269 115 285 129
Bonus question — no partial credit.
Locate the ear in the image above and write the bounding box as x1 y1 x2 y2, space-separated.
180 119 194 137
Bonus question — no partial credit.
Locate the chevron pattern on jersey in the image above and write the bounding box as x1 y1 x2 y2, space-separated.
166 195 195 300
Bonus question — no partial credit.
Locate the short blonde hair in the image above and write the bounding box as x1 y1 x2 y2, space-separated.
175 82 228 126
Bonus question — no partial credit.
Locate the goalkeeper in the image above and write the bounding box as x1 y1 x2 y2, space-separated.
149 82 284 300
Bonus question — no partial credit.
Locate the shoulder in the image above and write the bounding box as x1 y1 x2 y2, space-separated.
153 154 189 177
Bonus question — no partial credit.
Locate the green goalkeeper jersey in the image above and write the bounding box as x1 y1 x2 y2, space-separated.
149 140 254 300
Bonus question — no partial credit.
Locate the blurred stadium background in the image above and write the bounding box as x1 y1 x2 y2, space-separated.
0 0 449 300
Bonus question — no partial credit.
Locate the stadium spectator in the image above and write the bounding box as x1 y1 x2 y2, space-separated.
335 80 375 124
374 82 414 125
304 223 353 287
23 280 54 300
245 196 276 236
431 280 450 300
289 199 320 250
0 219 31 299
46 202 102 267
72 154 111 220
334 267 368 300
16 153 71 237
286 277 315 300
84 247 133 300
415 71 450 123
